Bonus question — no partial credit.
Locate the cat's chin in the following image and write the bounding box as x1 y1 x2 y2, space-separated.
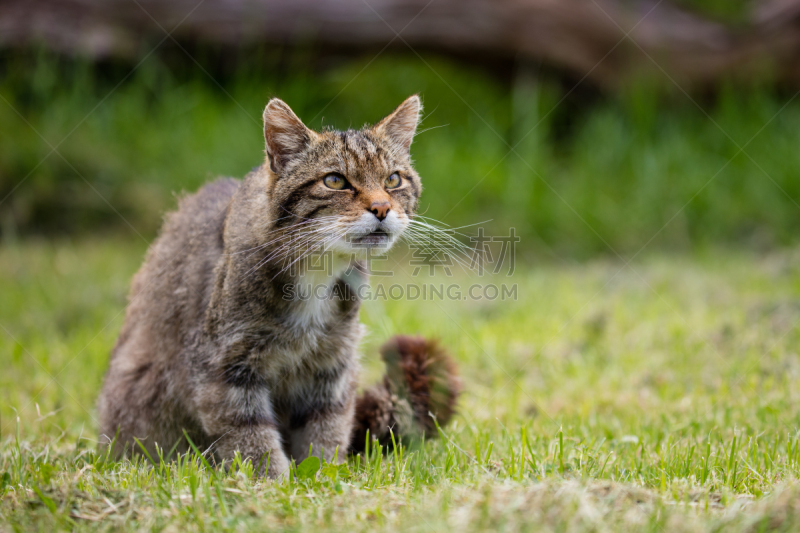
329 231 397 256
349 230 391 247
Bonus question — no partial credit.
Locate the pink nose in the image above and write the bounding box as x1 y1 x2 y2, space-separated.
370 202 391 221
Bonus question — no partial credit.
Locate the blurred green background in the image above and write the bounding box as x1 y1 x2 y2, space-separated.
0 0 798 258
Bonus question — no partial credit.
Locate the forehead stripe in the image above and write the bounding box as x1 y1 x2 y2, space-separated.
345 131 362 157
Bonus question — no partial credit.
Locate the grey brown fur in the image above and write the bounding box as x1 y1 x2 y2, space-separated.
97 96 460 478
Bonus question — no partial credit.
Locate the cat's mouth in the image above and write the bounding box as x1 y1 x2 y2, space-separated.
349 229 390 247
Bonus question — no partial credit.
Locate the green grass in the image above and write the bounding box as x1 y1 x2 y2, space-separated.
3 238 800 530
3 41 800 530
3 51 800 256
675 0 751 23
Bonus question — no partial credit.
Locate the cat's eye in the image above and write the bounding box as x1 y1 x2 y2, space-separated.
385 173 402 189
323 173 348 190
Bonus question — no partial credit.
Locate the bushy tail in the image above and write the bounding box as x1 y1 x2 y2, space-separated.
350 335 461 453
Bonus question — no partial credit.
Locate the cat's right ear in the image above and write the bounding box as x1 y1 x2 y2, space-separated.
374 95 422 154
263 99 316 175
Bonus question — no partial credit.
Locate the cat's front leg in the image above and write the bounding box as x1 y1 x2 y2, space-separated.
215 425 290 480
195 380 290 479
288 395 356 463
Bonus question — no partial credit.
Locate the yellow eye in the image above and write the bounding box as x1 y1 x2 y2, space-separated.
323 174 348 190
385 173 402 189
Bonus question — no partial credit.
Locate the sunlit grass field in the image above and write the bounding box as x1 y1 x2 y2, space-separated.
4 19 800 528
3 238 800 531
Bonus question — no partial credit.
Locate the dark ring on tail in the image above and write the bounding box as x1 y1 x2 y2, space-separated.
350 335 461 453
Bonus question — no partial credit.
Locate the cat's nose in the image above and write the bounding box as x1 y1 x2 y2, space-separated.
369 201 391 221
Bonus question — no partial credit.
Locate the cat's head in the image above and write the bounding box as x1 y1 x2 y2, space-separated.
262 96 422 257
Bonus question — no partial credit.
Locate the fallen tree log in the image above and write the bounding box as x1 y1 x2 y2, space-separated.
2 0 800 89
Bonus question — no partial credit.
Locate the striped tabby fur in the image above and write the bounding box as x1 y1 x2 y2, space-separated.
97 96 460 479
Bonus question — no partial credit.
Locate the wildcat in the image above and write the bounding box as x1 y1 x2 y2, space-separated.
97 95 460 479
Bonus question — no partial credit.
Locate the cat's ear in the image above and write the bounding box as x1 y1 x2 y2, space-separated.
263 98 317 174
374 95 422 153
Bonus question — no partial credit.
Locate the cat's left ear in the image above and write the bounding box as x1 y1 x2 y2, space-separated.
263 98 318 175
374 95 422 153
